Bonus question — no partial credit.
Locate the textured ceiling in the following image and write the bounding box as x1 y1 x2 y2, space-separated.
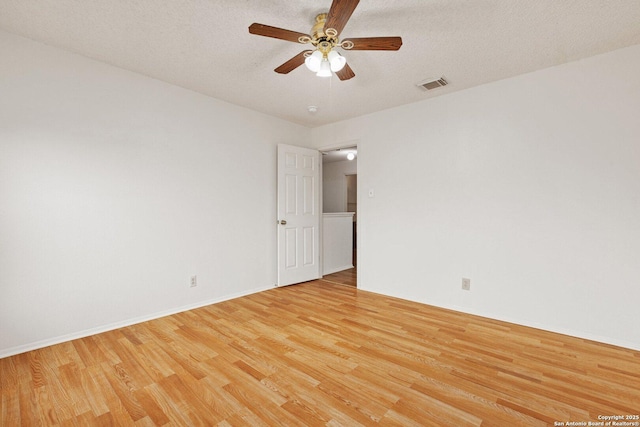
1 0 640 127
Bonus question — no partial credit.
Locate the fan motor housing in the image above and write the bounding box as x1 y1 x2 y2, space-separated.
311 13 328 39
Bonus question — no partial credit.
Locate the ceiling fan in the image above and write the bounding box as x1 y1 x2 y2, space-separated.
248 0 402 80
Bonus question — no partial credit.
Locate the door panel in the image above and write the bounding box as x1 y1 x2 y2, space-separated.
303 227 314 265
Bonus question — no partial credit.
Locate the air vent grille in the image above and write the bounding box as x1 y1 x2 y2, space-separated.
417 77 448 91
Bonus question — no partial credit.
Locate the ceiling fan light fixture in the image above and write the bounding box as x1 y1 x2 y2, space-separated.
328 50 346 72
316 59 332 77
305 50 323 72
249 0 403 81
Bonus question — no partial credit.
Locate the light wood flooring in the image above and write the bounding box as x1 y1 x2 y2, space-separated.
2 280 639 426
322 248 357 287
322 268 357 287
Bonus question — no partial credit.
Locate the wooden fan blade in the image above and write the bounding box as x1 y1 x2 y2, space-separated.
249 23 310 43
324 0 360 36
342 37 403 51
336 63 355 81
275 51 312 74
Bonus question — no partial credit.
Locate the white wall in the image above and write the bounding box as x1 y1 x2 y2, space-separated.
0 31 310 357
322 159 357 212
311 44 640 350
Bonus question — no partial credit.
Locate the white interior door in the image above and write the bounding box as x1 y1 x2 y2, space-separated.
277 144 320 286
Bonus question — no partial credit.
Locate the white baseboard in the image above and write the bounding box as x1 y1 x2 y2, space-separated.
0 285 273 359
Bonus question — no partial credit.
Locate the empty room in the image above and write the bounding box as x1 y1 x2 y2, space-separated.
1 1 640 425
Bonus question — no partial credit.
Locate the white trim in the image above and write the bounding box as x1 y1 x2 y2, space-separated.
0 285 273 359
319 155 324 285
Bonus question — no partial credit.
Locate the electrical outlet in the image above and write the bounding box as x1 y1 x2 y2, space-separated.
462 278 471 291
190 275 197 288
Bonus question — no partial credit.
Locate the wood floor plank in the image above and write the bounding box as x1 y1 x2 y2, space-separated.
157 373 221 426
268 371 367 427
222 382 303 426
143 383 196 426
2 280 640 426
78 366 111 417
104 363 147 422
322 267 357 287
192 381 244 419
1 388 21 426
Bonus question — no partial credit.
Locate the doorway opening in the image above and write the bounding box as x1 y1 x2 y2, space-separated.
320 145 358 287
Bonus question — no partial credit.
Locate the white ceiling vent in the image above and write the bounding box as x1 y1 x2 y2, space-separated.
417 77 448 91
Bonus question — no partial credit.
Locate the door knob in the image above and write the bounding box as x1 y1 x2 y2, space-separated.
279 220 287 225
